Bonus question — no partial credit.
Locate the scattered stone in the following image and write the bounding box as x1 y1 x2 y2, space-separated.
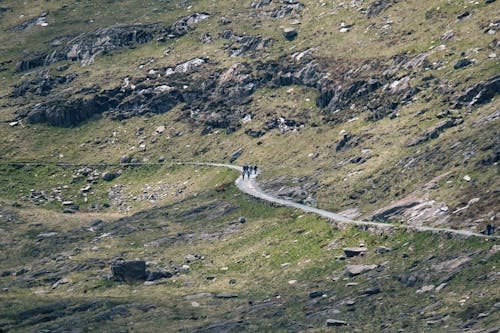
309 291 324 299
102 172 119 181
215 293 238 299
120 155 132 163
191 301 200 307
416 284 435 294
344 264 377 277
111 260 147 282
435 283 447 292
51 278 71 289
377 246 392 254
62 201 73 206
326 319 348 327
362 286 381 295
283 28 297 40
454 58 473 70
229 148 243 163
146 270 173 281
441 30 455 41
155 125 165 134
9 121 19 127
288 280 297 285
343 247 367 257
238 216 246 224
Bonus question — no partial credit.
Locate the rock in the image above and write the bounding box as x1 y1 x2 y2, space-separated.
111 260 147 282
229 148 243 163
458 75 500 107
62 201 73 206
405 118 464 147
185 254 198 263
463 175 472 182
326 319 348 327
457 11 470 20
362 286 381 295
435 283 447 292
158 156 165 163
214 293 238 299
120 155 132 163
102 172 119 181
9 121 19 127
344 264 377 277
441 30 455 41
155 125 165 134
238 216 246 223
343 247 367 258
200 32 212 43
454 58 473 70
283 28 297 40
416 284 435 294
377 246 391 254
146 270 173 281
309 291 324 299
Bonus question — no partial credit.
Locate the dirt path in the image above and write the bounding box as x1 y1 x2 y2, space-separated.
182 162 497 239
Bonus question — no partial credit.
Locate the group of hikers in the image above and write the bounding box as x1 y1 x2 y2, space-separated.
242 164 258 180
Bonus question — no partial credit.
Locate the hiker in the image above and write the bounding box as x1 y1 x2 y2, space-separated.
486 223 492 236
247 169 251 179
243 164 248 173
242 170 246 180
253 165 258 174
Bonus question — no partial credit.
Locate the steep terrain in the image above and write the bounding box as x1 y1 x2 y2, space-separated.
0 0 499 332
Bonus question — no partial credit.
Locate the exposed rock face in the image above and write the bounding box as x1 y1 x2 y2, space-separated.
457 75 500 107
15 13 209 71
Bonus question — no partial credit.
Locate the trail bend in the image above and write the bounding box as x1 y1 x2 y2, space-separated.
181 162 497 239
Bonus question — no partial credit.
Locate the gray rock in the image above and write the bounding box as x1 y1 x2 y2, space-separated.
454 58 473 70
326 319 348 327
309 291 324 299
229 148 243 163
344 264 377 277
214 293 238 299
111 260 147 282
283 28 297 40
362 286 381 295
146 270 173 281
343 247 367 257
377 246 392 254
238 216 246 224
102 172 119 181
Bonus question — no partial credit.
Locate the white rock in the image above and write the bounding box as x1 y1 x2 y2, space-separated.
463 175 472 182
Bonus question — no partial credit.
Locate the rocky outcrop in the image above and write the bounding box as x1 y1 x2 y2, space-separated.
15 13 209 71
457 75 500 107
11 71 77 97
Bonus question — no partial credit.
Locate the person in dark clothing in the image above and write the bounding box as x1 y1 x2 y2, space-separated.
486 223 492 235
247 170 251 179
253 165 258 174
242 171 246 180
243 165 248 173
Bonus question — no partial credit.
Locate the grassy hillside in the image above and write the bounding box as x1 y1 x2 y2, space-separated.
0 0 498 331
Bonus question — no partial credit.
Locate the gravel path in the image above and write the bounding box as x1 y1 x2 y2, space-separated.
183 162 497 239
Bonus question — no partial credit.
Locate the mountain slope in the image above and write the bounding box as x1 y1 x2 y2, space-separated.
0 0 499 332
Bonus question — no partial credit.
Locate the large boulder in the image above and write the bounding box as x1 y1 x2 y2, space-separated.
111 260 147 282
